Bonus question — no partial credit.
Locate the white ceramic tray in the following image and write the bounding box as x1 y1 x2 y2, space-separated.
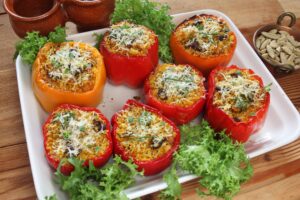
16 9 300 199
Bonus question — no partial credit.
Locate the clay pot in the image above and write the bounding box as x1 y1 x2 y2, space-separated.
60 0 115 32
3 0 67 38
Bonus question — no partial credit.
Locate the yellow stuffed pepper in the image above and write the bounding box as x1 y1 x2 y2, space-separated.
32 42 106 112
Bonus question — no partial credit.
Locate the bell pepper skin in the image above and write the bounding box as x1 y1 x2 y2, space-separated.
43 104 112 175
205 65 270 143
170 14 237 76
144 64 206 124
100 30 159 88
111 99 180 175
32 42 106 112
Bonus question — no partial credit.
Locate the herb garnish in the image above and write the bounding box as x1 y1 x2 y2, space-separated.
93 33 104 48
235 95 250 111
14 26 67 65
264 83 272 92
160 121 253 200
55 156 142 200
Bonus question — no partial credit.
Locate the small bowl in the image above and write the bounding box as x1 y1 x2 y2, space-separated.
60 0 115 32
3 0 67 38
253 12 300 73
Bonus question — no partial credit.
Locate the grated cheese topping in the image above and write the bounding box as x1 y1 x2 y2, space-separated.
40 42 96 92
213 68 267 122
105 21 156 56
175 15 235 56
149 64 205 107
115 104 176 161
45 108 109 160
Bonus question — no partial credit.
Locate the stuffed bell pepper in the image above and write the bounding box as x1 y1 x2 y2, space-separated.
144 63 206 124
43 104 112 175
100 21 159 88
170 14 237 76
32 42 106 112
205 65 270 143
111 99 180 175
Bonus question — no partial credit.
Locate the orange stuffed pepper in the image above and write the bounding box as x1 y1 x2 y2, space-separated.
32 42 106 112
170 14 237 76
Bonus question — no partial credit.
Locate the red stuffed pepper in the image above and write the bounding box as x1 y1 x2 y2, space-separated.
205 65 270 143
144 63 206 124
43 104 112 175
111 99 180 175
100 21 159 88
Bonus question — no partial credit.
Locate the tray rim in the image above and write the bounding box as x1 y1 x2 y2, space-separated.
15 9 300 200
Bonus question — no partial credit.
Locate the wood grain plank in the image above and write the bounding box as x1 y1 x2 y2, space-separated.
155 0 284 29
277 70 300 108
0 0 4 14
0 166 36 200
0 14 19 72
0 143 30 172
0 69 26 148
236 173 300 199
278 0 300 18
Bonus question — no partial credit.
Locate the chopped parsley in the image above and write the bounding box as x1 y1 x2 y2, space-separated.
127 116 135 123
138 110 152 125
93 33 104 48
63 131 71 139
95 146 100 153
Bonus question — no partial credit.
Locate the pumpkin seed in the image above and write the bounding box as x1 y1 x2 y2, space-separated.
288 54 296 64
256 39 261 49
260 49 267 54
285 41 294 49
269 40 278 48
261 31 280 40
260 39 271 50
277 39 287 46
294 57 300 64
282 46 293 55
294 48 300 56
262 53 269 59
267 45 275 58
287 35 300 47
270 29 278 34
276 46 281 52
280 52 288 64
279 30 289 35
258 35 266 41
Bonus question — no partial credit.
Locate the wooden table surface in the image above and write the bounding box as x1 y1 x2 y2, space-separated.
1 0 300 199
